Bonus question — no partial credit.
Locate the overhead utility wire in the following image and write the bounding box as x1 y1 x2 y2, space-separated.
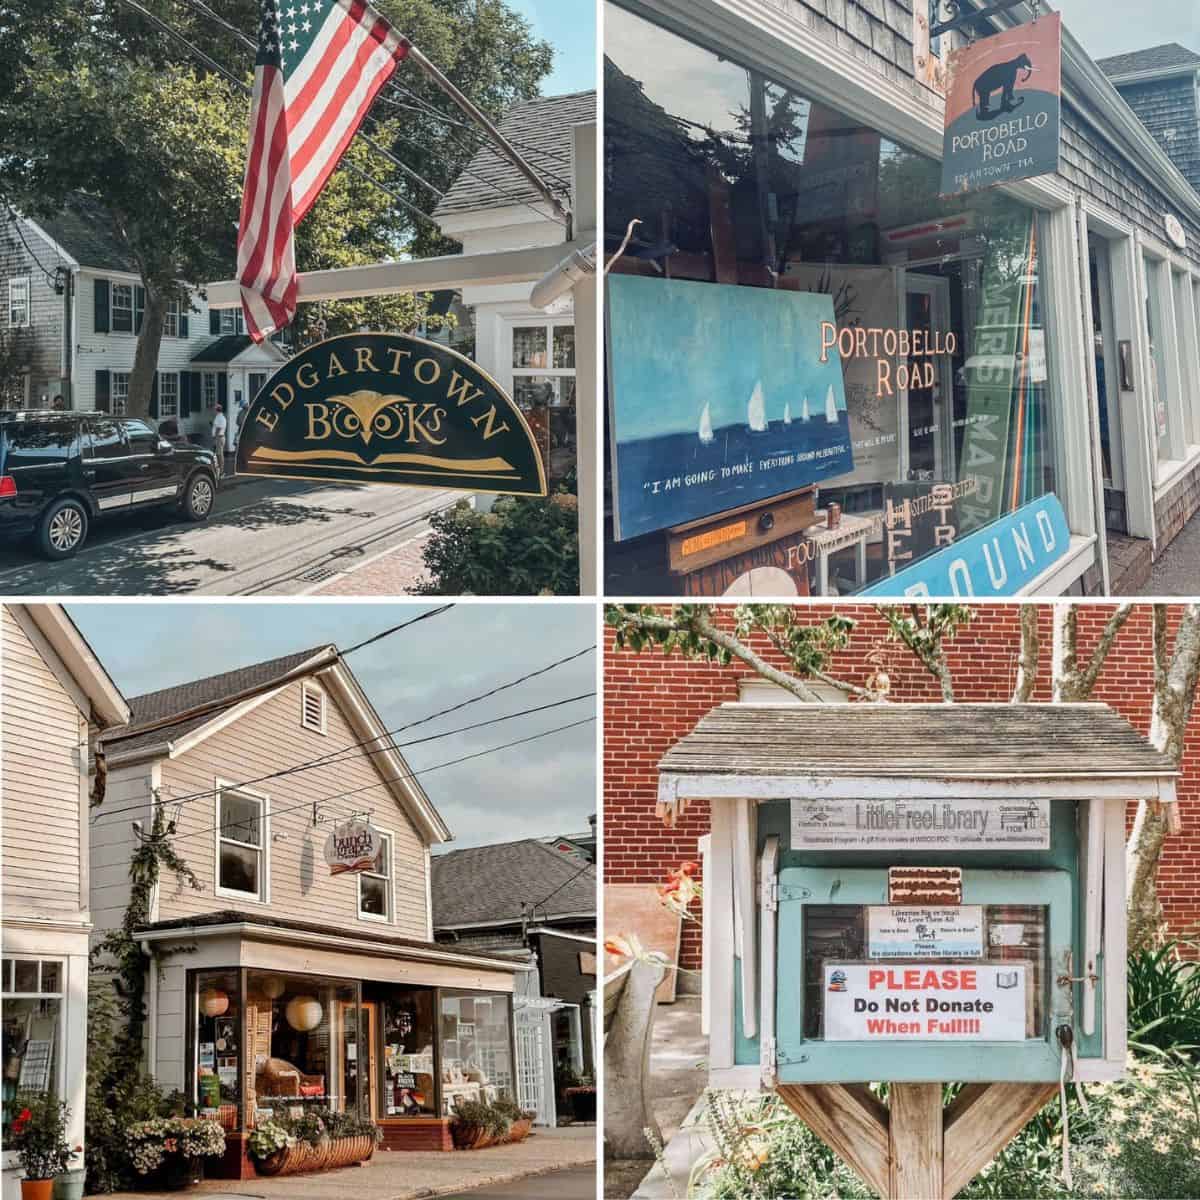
93 641 595 821
164 715 596 844
95 688 595 824
173 0 567 227
113 0 440 228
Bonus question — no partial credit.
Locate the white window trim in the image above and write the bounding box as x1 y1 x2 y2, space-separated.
219 308 245 335
7 275 30 328
164 298 180 338
111 282 134 333
158 371 180 418
111 372 130 416
213 780 270 904
506 319 576 395
357 828 394 924
202 371 218 409
301 681 327 735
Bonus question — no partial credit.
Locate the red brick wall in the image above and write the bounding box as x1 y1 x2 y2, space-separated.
603 605 1200 970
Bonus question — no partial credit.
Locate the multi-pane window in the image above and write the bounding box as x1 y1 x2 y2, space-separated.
219 308 245 336
2 958 64 1133
111 372 130 416
164 299 180 338
216 789 266 900
202 372 218 409
7 276 29 327
510 321 576 487
111 283 134 333
158 372 179 418
358 833 392 921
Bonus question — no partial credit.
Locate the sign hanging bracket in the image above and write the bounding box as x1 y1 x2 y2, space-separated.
931 0 1028 39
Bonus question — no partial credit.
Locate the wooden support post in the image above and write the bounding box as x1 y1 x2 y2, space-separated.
776 1080 1058 1199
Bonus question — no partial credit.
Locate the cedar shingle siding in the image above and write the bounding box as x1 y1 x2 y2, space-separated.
1111 76 1200 196
0 220 64 404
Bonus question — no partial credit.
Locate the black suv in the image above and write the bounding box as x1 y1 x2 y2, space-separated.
0 411 221 558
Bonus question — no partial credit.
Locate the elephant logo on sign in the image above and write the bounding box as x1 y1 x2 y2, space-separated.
973 54 1034 119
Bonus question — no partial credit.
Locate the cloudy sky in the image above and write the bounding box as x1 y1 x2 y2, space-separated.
1049 0 1198 60
68 602 597 853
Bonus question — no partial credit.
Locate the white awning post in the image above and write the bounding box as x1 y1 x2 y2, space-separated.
733 797 758 1040
759 835 780 1086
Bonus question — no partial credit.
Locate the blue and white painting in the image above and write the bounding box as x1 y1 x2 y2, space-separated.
607 275 854 541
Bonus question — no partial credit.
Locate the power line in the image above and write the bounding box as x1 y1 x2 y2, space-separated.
165 715 596 844
340 604 454 655
3 206 63 287
93 642 596 822
526 857 594 917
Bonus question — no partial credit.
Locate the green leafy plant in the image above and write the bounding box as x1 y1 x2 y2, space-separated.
6 1090 76 1181
418 495 580 595
451 1098 511 1138
245 1121 296 1163
123 1115 225 1177
1127 939 1200 1058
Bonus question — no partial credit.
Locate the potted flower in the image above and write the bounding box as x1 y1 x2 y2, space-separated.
246 1120 297 1176
247 1110 378 1176
125 1116 226 1190
51 1146 84 1200
7 1092 73 1200
492 1097 534 1143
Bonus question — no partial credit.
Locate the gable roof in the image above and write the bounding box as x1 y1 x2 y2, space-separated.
27 194 140 273
191 335 253 364
434 90 595 219
658 703 1178 780
432 839 596 930
1097 43 1200 79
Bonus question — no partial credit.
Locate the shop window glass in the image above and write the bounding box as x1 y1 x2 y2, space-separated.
378 987 436 1117
439 991 514 1116
512 326 548 369
605 3 1062 590
511 322 576 487
243 971 360 1127
3 960 64 1135
194 969 241 1128
217 789 264 899
1144 257 1171 462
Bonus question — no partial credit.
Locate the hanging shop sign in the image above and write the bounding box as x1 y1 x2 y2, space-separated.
790 797 1051 851
607 276 854 541
235 333 547 497
858 492 1070 597
823 963 1027 1041
940 12 1062 198
323 818 382 875
867 906 984 960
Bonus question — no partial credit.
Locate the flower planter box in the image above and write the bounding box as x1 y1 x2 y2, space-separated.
254 1134 375 1177
507 1118 533 1143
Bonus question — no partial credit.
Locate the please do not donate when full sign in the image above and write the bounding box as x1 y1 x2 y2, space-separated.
823 963 1027 1041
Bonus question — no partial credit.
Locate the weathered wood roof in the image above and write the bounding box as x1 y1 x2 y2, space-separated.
657 703 1178 780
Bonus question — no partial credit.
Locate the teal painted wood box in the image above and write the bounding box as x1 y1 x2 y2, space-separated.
656 702 1179 1088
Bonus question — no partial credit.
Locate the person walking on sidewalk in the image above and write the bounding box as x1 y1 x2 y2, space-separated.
211 404 228 477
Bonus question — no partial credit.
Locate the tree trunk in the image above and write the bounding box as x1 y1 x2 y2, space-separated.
1127 604 1200 949
1012 606 1040 702
127 286 168 419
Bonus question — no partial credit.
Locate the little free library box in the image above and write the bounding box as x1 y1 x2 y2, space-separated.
656 702 1178 1198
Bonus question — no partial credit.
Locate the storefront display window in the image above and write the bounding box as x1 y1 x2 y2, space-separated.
605 3 1064 592
439 991 514 1116
193 969 241 1127
2 959 63 1134
375 987 436 1118
511 321 576 488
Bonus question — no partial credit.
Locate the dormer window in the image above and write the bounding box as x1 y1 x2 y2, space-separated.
301 682 326 734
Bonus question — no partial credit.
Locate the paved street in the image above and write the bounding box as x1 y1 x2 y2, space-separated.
0 477 463 596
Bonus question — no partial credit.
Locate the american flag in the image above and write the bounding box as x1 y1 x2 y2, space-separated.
237 0 410 341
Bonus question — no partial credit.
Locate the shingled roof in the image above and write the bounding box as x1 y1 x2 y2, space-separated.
432 838 596 929
101 645 333 755
658 703 1178 780
434 90 595 219
1097 43 1200 79
28 193 139 273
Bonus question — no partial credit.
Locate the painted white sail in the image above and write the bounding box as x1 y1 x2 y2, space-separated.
824 383 839 423
801 394 810 422
699 401 714 445
783 402 792 425
748 380 768 432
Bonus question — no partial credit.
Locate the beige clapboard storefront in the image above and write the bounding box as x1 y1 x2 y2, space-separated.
91 646 521 1173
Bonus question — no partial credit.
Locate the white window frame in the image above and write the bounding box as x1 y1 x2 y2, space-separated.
357 829 394 923
111 371 130 416
158 371 179 418
0 956 67 1144
164 298 180 338
7 275 30 327
111 282 134 333
213 782 270 904
202 372 218 409
300 681 327 735
219 308 245 336
506 319 576 400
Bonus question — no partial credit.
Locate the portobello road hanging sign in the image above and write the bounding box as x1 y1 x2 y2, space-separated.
940 13 1061 197
235 333 547 497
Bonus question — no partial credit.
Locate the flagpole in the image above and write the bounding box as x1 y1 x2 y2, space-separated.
403 43 573 233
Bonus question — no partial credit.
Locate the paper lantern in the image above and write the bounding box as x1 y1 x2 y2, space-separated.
285 995 323 1032
260 975 286 1000
200 989 229 1017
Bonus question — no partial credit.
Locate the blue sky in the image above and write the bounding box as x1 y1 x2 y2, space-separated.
508 0 596 94
68 602 596 852
1049 1 1198 60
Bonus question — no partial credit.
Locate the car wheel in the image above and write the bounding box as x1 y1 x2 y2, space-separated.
37 498 89 559
182 472 216 521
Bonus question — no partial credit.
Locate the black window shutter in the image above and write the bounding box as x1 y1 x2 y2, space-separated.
94 280 110 333
134 286 146 334
95 369 110 412
149 372 159 419
179 306 189 338
210 309 220 336
179 371 192 418
217 373 228 410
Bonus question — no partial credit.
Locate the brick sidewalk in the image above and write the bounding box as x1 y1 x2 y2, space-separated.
312 530 435 596
105 1125 596 1200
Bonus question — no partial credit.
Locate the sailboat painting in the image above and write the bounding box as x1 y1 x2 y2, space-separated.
608 275 854 540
